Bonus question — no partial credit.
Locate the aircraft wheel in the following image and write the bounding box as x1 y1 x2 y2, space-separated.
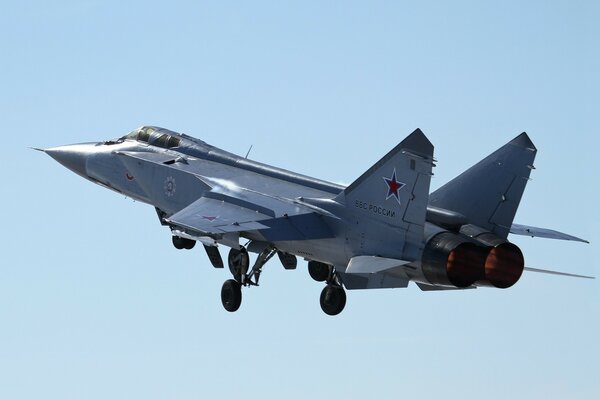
183 239 196 250
320 285 346 316
221 279 242 312
308 261 330 282
172 236 185 250
228 247 249 282
172 236 195 250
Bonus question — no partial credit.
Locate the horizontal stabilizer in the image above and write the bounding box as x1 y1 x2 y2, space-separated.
510 223 589 243
524 267 595 280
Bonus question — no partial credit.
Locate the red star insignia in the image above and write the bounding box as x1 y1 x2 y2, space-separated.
383 169 406 204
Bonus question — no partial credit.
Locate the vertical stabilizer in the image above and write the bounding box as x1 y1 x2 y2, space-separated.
429 133 537 238
335 129 435 258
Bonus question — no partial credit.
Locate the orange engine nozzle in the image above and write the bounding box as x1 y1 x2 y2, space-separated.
484 243 524 288
446 243 487 288
422 232 489 288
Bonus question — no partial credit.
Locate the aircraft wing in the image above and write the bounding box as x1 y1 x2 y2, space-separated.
165 191 335 241
115 150 336 241
166 192 273 234
510 223 589 243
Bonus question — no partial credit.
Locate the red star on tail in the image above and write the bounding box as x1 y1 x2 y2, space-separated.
383 169 406 204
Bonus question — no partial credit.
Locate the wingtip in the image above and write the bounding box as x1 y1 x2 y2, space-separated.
510 132 537 151
401 128 434 156
30 147 46 152
571 238 590 244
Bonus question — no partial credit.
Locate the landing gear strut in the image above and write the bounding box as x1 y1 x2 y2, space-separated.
220 249 348 315
228 247 250 282
220 246 277 312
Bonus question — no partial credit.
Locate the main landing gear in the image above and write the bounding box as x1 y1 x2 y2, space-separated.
179 236 346 315
320 285 346 316
309 261 346 316
221 279 242 312
220 246 278 312
172 235 196 250
221 251 347 315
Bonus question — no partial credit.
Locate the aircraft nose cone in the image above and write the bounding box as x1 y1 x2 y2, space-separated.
44 143 97 178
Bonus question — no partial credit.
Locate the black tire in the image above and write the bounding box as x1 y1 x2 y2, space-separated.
228 247 249 282
320 285 346 316
172 236 185 250
308 261 330 282
221 279 242 312
183 239 196 250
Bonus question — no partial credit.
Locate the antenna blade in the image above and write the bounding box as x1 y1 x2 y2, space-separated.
245 145 253 159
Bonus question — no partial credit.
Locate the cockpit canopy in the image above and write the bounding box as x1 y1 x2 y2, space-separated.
105 125 211 153
124 126 182 149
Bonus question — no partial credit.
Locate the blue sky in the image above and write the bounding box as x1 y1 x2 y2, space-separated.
1 1 598 399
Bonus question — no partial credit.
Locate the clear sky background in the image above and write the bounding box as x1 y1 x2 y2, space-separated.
1 1 598 399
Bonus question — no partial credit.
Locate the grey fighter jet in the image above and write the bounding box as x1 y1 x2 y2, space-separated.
39 127 592 315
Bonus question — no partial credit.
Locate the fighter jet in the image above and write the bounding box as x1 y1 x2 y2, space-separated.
39 126 592 315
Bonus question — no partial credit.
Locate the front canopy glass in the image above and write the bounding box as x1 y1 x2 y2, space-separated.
123 126 181 148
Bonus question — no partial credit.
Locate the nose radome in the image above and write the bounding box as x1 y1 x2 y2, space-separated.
44 143 97 178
